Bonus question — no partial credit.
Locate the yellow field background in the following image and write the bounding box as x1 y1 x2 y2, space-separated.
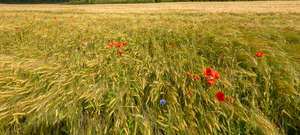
1 1 300 13
0 1 300 134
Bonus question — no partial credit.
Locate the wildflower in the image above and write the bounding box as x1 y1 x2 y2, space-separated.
193 74 200 81
122 41 127 45
15 27 19 30
119 50 123 56
112 42 118 45
282 28 286 31
186 90 192 98
216 91 225 102
202 68 219 80
206 79 215 86
103 88 107 92
116 43 122 48
108 42 113 47
256 52 264 57
205 76 214 81
227 97 234 103
70 16 74 18
226 44 230 47
202 68 213 76
142 117 147 121
54 17 56 19
87 42 93 49
284 68 288 72
84 37 88 40
160 99 166 105
186 72 191 76
221 55 225 59
272 122 275 128
122 62 127 65
214 71 220 80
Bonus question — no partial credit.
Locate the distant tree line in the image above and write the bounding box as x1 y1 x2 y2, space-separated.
0 0 256 4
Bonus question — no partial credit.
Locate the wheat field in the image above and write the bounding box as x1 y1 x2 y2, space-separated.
0 1 300 135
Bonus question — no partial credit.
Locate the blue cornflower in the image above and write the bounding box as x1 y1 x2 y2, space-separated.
160 99 166 105
142 117 146 121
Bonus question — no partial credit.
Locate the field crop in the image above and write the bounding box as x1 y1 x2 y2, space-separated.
0 1 300 135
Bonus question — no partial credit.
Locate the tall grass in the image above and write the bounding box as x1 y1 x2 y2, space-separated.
67 0 297 4
0 6 299 134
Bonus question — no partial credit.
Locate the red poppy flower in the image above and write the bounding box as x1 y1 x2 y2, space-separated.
186 72 191 76
119 50 123 56
206 79 215 86
205 76 214 81
116 43 122 48
108 43 112 47
122 41 127 45
202 68 219 80
227 97 234 103
202 68 213 76
122 62 127 65
15 27 19 30
54 17 56 19
112 42 118 45
226 44 230 47
193 74 200 81
213 71 220 80
186 90 192 98
221 55 225 59
256 52 264 57
70 16 74 18
103 88 107 92
216 91 225 102
84 38 88 40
